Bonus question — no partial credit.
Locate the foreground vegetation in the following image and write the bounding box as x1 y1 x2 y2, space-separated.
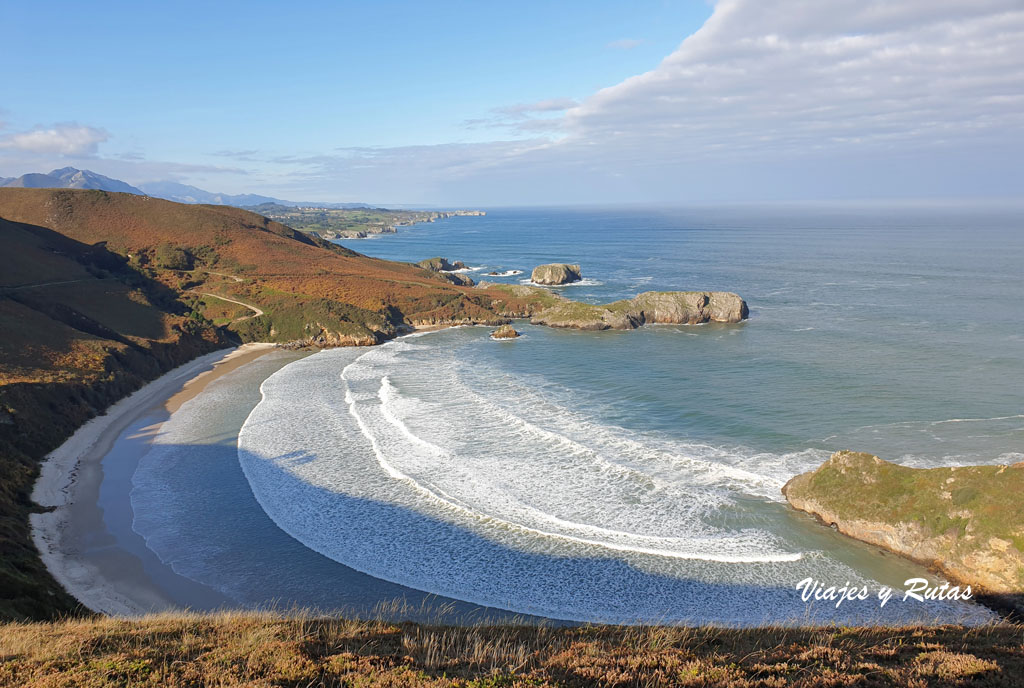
1 611 1021 687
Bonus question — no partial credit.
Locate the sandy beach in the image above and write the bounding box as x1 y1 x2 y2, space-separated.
30 343 278 616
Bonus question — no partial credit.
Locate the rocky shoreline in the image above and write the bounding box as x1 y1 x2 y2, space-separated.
530 290 748 329
784 450 1024 617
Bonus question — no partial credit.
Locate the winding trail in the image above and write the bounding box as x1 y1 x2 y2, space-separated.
191 292 264 322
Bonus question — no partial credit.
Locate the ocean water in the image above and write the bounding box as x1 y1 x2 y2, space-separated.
140 206 1024 625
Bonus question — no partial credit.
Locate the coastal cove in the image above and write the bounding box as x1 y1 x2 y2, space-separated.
24 205 1024 626
29 343 533 623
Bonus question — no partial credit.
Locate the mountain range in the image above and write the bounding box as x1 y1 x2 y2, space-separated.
0 168 370 209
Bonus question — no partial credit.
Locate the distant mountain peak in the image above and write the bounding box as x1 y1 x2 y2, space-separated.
0 167 143 194
1 167 372 210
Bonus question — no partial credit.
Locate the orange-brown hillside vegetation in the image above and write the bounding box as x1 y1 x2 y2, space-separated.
0 213 229 620
0 189 552 346
1 611 1021 687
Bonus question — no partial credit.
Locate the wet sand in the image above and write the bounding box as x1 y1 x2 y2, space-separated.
30 344 277 615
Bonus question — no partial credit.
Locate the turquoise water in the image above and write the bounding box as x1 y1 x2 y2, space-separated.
341 206 1024 464
134 207 1024 625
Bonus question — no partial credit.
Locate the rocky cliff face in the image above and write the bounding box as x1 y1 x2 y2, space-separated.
531 291 748 330
531 263 582 285
784 450 1024 610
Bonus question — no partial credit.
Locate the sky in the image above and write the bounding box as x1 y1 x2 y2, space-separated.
1 0 1022 206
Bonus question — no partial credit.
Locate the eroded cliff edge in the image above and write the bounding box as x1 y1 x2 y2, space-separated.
783 450 1024 614
528 290 748 330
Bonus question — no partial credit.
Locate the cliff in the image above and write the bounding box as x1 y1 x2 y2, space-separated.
531 291 748 330
784 451 1024 613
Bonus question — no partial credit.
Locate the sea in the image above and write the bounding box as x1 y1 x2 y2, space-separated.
130 205 1024 625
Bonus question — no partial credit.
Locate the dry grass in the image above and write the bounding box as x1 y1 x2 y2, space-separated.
1 612 1021 687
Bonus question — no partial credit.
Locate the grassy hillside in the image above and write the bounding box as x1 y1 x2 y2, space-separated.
0 612 1020 687
0 189 547 346
784 451 1024 615
0 215 231 620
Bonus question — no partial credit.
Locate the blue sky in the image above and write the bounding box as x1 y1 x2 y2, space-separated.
1 1 1022 205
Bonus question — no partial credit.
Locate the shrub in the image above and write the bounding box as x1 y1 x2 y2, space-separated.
154 243 192 270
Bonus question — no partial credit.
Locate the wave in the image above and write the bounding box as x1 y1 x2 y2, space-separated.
519 277 604 287
441 265 487 274
367 374 801 564
235 332 991 625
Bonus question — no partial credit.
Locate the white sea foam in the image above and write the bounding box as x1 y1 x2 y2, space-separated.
235 331 993 625
519 277 604 287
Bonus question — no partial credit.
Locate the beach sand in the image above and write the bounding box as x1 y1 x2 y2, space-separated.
30 343 277 616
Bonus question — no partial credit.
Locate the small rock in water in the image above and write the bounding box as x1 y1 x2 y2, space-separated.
491 324 520 339
531 263 582 285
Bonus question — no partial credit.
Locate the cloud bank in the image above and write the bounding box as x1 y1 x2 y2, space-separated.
0 123 109 156
276 0 1024 203
4 0 1022 204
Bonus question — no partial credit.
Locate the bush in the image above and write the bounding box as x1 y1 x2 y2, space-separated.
154 243 192 271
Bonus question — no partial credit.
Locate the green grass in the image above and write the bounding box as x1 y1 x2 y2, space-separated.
785 451 1024 597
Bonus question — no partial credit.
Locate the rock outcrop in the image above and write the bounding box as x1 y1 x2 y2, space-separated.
417 257 474 286
491 324 520 339
417 257 466 272
531 263 582 285
784 450 1024 612
530 291 748 330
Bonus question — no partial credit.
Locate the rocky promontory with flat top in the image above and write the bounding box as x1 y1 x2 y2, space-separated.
530 290 748 330
784 450 1024 614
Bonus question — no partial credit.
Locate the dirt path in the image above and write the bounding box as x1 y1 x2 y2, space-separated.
192 292 264 322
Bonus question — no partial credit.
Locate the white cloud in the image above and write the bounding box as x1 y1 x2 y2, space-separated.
493 98 579 119
563 0 1024 161
282 0 1024 203
0 123 109 156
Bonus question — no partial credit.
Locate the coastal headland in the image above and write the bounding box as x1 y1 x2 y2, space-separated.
784 450 1024 617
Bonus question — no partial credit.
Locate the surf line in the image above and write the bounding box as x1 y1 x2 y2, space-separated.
339 350 803 565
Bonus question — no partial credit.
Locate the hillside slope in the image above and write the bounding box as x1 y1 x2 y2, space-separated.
0 189 551 346
0 168 143 194
0 215 230 620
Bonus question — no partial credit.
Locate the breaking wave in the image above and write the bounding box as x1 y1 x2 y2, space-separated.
236 329 991 625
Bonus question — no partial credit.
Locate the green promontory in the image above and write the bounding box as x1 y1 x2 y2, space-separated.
531 290 749 330
416 257 466 272
784 451 1024 611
